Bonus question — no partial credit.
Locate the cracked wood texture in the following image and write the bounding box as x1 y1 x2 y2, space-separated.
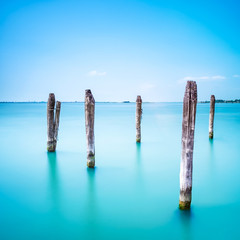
209 95 215 139
85 89 95 168
136 96 142 142
179 81 197 210
47 94 61 152
47 93 56 152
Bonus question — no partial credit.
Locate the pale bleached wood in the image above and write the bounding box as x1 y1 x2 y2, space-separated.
179 81 197 210
136 95 142 142
85 89 95 168
47 93 56 152
209 95 215 139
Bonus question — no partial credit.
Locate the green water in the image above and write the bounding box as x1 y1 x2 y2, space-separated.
0 102 240 239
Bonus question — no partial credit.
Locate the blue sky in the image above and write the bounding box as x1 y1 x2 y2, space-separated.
0 0 240 102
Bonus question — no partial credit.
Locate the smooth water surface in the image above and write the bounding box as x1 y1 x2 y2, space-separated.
0 102 240 240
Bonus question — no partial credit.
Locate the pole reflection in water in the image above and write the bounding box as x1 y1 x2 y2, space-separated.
136 142 143 190
85 167 98 238
47 152 61 217
209 138 214 156
179 209 193 240
136 142 141 164
208 137 216 174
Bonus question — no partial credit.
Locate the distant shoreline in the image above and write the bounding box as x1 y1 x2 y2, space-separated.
1 100 240 103
200 99 240 103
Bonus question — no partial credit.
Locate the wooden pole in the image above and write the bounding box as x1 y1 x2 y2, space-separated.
136 95 142 142
209 95 215 139
54 101 61 149
85 89 95 168
47 93 56 152
179 81 197 210
47 94 61 152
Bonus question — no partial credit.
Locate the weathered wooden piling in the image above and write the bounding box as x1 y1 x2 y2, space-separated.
179 81 197 210
136 95 142 143
47 94 61 152
47 93 56 152
209 95 215 139
54 101 61 147
85 89 95 168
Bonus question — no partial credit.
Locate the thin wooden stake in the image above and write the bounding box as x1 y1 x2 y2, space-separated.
54 101 61 148
179 81 197 210
209 95 215 139
136 95 142 142
85 89 95 168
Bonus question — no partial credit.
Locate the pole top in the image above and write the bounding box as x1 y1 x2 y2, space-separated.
85 89 92 94
186 80 196 85
56 101 61 108
185 81 197 101
136 95 142 103
85 89 95 102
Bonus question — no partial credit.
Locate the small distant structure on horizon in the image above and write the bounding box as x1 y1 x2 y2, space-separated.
200 99 240 103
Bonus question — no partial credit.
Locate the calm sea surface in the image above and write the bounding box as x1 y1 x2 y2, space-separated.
0 102 240 240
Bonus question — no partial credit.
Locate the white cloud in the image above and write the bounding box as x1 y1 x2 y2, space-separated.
233 75 240 78
178 75 226 83
88 70 107 76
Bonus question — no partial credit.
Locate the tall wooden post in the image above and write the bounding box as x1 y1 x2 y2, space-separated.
85 89 95 168
209 95 215 139
47 93 56 152
136 95 142 142
179 81 197 210
47 94 61 152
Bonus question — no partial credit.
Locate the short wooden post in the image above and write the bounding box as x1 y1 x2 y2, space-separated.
47 94 61 152
209 95 215 139
54 101 61 148
136 96 142 142
85 89 95 168
179 81 197 210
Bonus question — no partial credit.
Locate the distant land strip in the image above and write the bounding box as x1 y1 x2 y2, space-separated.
1 100 240 103
200 99 240 103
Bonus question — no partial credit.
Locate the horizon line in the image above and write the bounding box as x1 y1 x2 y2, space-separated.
1 100 239 103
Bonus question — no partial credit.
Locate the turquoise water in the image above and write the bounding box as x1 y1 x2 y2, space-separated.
0 102 240 240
